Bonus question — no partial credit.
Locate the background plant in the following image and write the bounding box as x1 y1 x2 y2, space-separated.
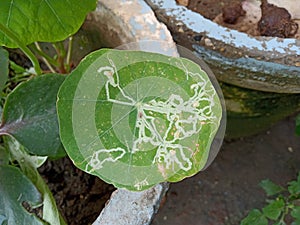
241 173 300 225
240 114 300 225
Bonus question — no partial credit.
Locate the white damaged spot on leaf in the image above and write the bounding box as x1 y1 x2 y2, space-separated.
86 147 126 172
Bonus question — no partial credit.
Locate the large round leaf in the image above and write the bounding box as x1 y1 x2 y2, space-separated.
0 0 97 48
57 49 222 191
0 74 65 157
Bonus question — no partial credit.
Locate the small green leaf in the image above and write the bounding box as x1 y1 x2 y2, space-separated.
0 0 97 48
6 136 47 169
0 47 9 92
260 179 285 196
262 198 285 220
9 61 27 74
241 209 268 225
288 173 300 195
57 49 222 191
0 165 46 225
0 74 65 157
291 206 300 221
296 114 300 136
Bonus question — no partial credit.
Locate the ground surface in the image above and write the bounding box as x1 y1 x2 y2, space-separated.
39 157 115 225
152 115 300 225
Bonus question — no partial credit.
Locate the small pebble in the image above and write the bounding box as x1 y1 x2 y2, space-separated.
178 27 184 33
204 38 213 47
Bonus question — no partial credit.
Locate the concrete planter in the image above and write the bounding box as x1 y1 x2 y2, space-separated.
146 0 300 137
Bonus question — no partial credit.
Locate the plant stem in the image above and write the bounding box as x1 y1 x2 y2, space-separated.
53 41 67 73
31 42 60 67
0 23 42 75
66 36 73 72
33 42 56 73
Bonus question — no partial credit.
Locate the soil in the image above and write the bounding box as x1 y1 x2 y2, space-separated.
186 0 300 39
38 157 115 225
188 0 243 20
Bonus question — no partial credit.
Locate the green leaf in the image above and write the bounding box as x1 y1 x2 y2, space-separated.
0 0 97 48
260 179 285 196
291 206 300 225
296 114 300 136
288 173 300 195
0 47 9 92
6 136 48 169
5 136 66 225
241 209 268 225
262 198 285 220
57 49 222 191
0 165 46 225
0 73 66 157
9 60 27 74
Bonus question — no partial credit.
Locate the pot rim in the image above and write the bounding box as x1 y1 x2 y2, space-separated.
146 0 300 57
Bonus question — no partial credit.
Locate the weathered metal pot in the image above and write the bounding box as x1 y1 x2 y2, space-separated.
146 0 300 138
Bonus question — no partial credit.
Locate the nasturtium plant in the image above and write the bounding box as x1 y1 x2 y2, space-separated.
0 0 97 48
57 49 222 191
